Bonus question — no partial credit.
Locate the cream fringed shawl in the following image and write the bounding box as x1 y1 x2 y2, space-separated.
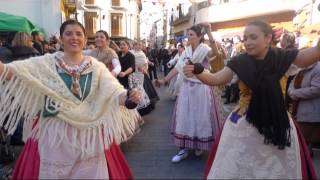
0 52 141 157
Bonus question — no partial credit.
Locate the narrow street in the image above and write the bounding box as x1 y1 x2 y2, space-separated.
121 85 209 179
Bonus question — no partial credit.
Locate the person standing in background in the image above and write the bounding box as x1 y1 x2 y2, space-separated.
118 40 135 89
31 31 44 55
90 30 121 77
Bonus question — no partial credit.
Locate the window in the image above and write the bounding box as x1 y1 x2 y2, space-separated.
84 12 97 37
112 0 120 6
85 0 95 5
111 13 123 36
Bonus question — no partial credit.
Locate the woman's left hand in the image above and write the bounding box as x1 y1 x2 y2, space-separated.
128 88 141 104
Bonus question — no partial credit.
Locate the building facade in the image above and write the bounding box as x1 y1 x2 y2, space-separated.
195 0 320 39
0 0 141 40
75 0 141 40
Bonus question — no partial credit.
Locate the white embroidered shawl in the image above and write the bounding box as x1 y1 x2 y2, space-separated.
0 52 141 158
175 43 210 82
132 50 148 70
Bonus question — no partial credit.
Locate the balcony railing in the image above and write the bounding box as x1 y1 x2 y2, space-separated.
172 4 192 25
173 12 191 26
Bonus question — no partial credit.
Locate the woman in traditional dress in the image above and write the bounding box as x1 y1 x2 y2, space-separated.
183 20 319 179
118 40 135 89
130 41 155 115
0 19 142 179
90 30 121 77
156 25 222 163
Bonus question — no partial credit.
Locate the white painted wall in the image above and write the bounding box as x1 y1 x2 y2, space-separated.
311 0 320 24
196 0 296 24
95 0 111 32
0 0 62 38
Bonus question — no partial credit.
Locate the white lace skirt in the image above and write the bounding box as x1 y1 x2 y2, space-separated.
171 80 222 150
207 112 302 179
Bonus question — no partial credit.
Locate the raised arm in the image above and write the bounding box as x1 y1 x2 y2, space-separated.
199 23 219 58
183 65 233 86
294 39 320 68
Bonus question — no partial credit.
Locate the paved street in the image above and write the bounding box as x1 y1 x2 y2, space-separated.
121 85 209 179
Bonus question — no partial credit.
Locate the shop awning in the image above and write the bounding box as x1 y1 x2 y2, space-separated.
0 12 38 33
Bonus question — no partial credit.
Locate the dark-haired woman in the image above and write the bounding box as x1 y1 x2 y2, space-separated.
90 30 121 77
0 20 142 179
156 25 222 163
118 40 135 89
183 20 319 179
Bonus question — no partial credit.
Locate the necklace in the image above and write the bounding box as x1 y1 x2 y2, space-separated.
59 57 91 74
55 55 92 99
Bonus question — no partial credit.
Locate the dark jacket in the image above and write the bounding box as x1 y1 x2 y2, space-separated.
33 41 44 55
0 47 13 63
9 46 39 62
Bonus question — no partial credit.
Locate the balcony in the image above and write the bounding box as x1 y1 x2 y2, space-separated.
173 13 190 26
173 4 192 26
196 0 296 25
63 0 76 17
